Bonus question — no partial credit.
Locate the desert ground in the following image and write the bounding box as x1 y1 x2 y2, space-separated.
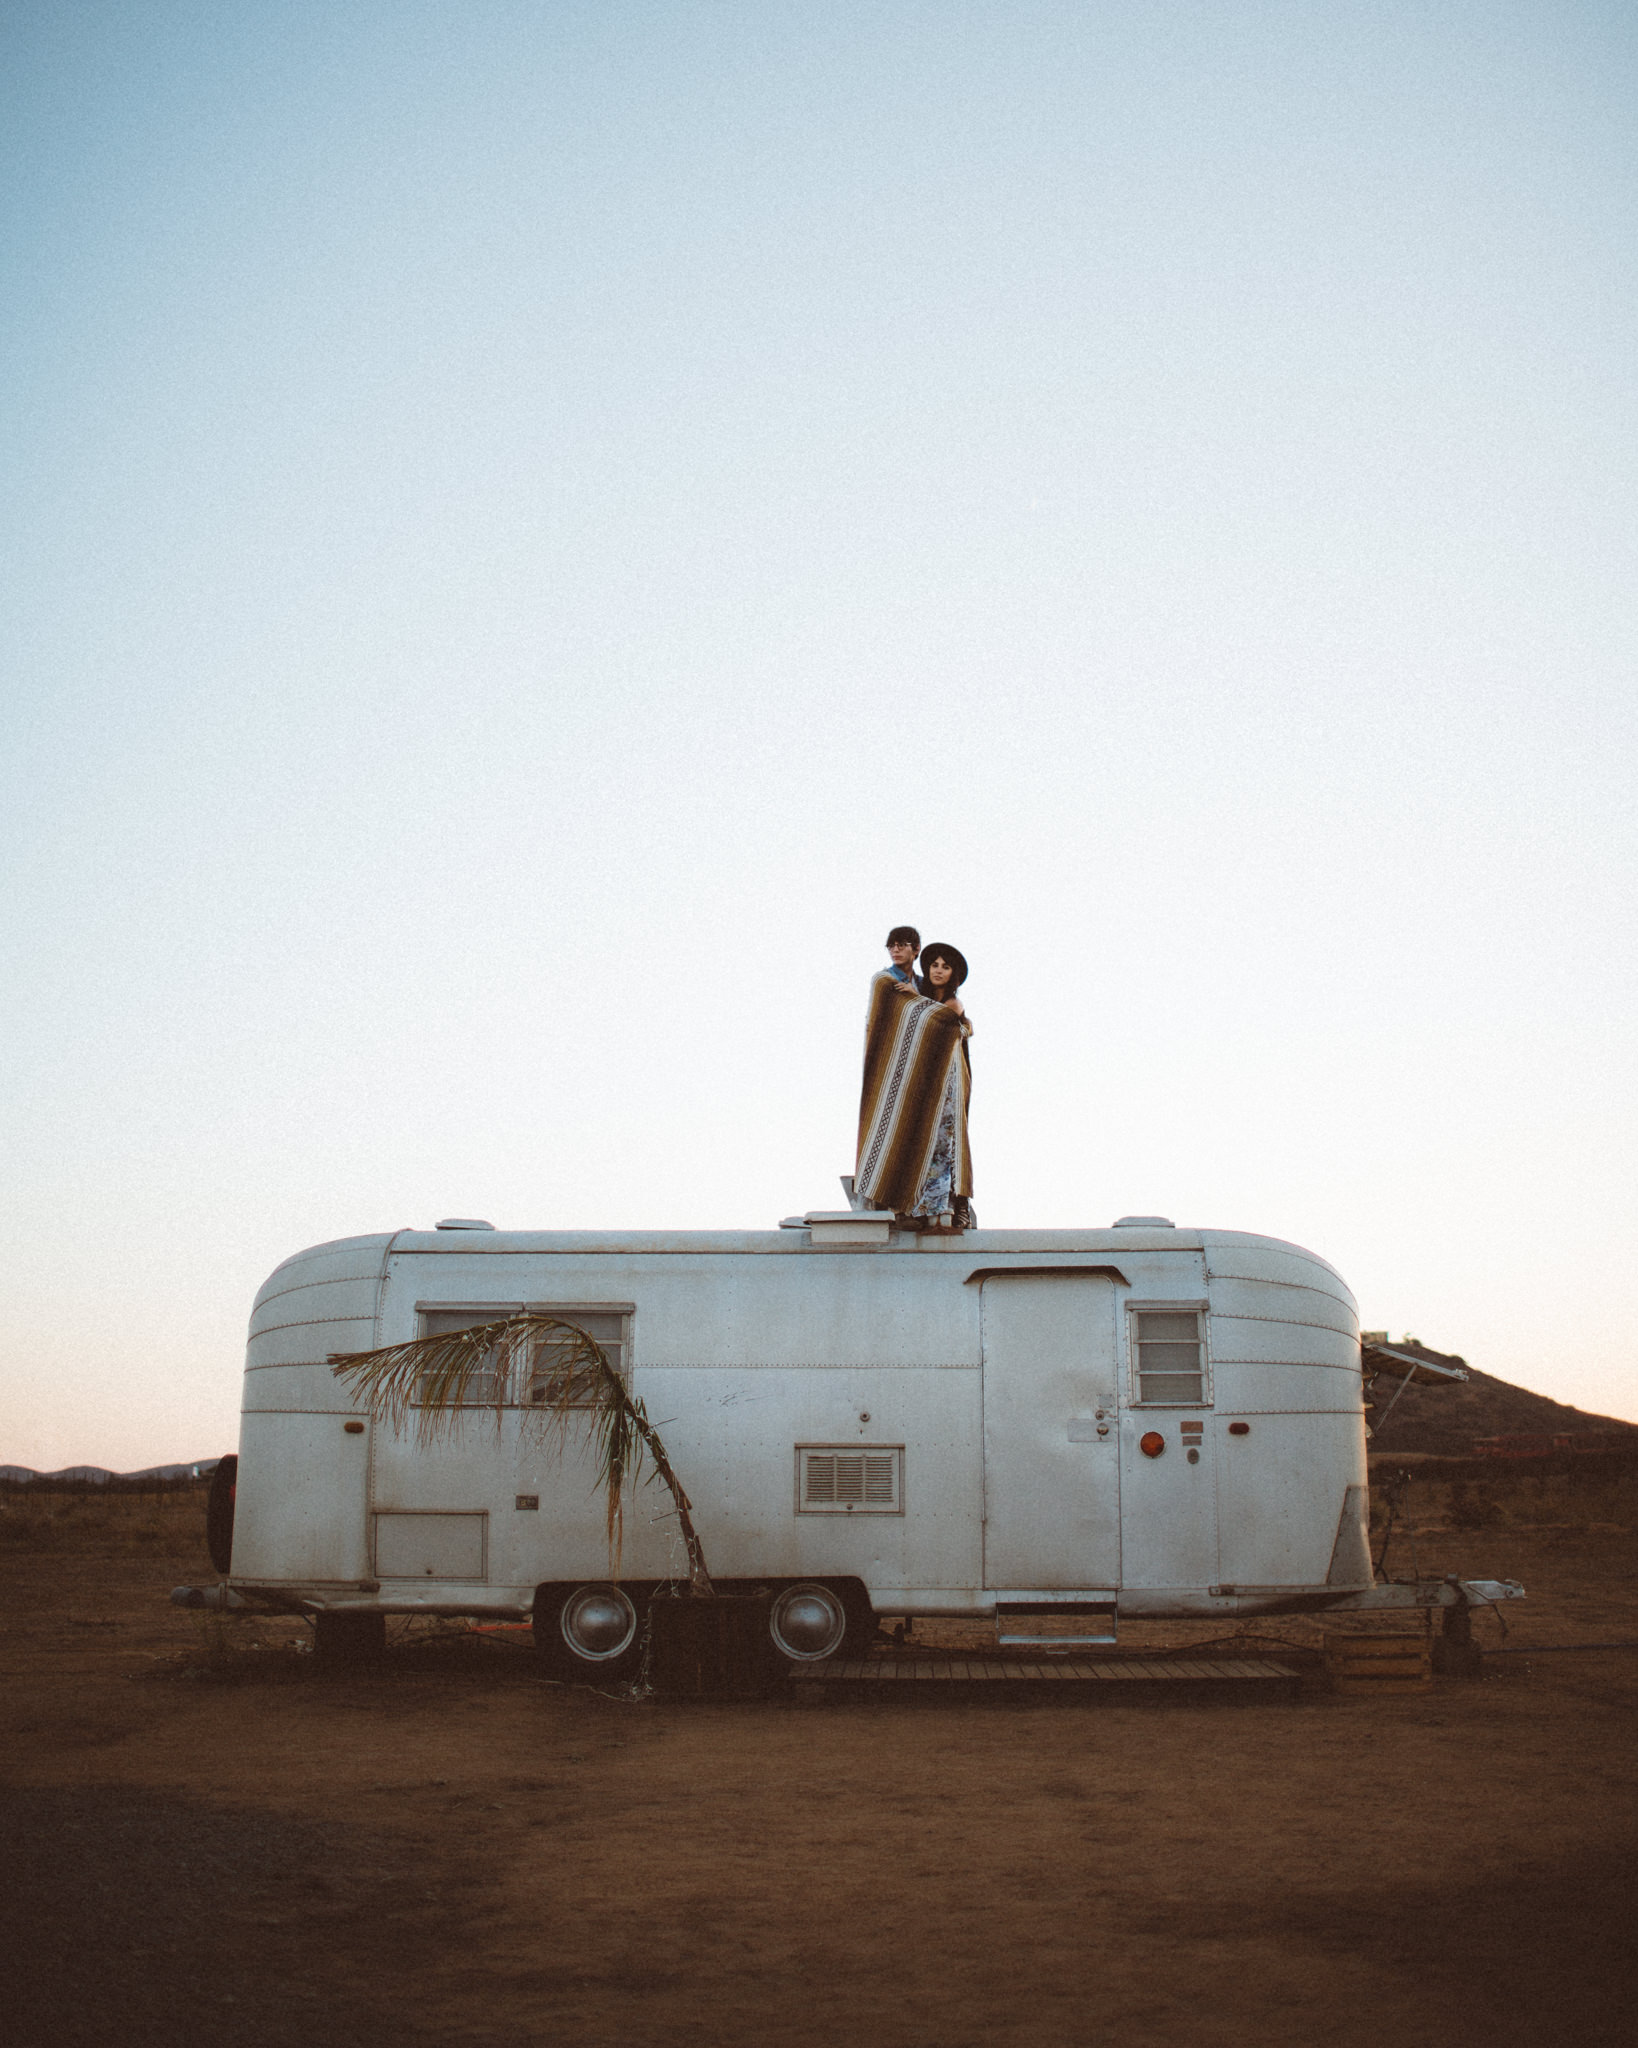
3 1473 1635 2048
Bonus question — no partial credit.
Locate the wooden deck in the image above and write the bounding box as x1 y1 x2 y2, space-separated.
789 1654 1303 1696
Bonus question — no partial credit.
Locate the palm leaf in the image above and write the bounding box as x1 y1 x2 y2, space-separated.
328 1314 712 1595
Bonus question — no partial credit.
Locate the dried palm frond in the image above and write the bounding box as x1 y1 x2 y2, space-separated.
329 1314 712 1595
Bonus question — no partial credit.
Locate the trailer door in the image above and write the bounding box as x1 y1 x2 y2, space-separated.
981 1274 1121 1590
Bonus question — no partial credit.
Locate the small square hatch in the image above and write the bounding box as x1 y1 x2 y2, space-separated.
374 1512 487 1580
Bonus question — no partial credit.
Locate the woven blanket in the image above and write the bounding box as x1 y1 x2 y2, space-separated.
855 973 972 1214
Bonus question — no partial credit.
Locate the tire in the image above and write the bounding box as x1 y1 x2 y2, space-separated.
768 1581 850 1663
313 1611 386 1667
533 1582 646 1682
205 1455 237 1575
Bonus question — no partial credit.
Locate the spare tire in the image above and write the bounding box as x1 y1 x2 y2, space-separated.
205 1455 237 1575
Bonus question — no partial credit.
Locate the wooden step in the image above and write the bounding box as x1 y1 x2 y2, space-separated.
1323 1630 1432 1693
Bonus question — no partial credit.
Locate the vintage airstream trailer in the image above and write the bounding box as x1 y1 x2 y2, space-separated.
204 1208 1505 1672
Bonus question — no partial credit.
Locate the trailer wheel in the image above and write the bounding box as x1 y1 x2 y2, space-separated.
205 1455 237 1575
313 1611 386 1667
534 1583 646 1681
769 1581 849 1663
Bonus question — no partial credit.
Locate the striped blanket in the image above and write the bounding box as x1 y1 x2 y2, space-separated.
854 973 973 1214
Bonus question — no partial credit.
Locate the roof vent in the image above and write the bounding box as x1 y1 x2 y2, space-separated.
1113 1215 1174 1228
435 1218 496 1231
803 1210 895 1247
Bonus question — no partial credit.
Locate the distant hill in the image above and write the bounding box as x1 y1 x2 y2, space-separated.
1368 1343 1638 1457
0 1459 220 1486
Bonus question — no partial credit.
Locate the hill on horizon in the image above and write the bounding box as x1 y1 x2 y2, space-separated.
0 1460 220 1486
1368 1350 1637 1457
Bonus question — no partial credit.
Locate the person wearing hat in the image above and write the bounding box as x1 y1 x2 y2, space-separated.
910 943 974 1230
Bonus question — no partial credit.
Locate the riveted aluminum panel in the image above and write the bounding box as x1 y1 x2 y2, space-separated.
1118 1407 1219 1591
1205 1276 1358 1337
252 1237 393 1308
1216 1411 1367 1589
364 1364 984 1595
1208 1314 1359 1371
1209 1362 1366 1414
241 1360 360 1413
637 1366 982 1590
380 1250 985 1368
245 1316 379 1370
250 1275 385 1340
1203 1239 1357 1309
231 1409 371 1583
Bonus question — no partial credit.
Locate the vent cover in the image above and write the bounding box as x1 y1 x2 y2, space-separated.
796 1445 903 1515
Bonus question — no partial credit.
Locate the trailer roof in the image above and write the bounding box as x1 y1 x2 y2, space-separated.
278 1223 1350 1273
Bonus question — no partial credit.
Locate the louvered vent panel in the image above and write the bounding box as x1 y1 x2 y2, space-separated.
797 1446 903 1514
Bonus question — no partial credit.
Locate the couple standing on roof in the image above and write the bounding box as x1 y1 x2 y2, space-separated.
854 926 975 1233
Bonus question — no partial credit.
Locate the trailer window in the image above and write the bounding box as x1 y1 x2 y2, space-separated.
415 1306 628 1407
796 1445 903 1514
418 1308 522 1405
525 1309 627 1409
1130 1309 1206 1405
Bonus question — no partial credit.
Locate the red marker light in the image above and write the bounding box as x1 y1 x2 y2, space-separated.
1228 1422 1250 1436
1140 1431 1165 1458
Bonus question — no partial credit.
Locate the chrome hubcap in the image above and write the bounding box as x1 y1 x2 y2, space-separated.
770 1582 847 1660
559 1584 638 1661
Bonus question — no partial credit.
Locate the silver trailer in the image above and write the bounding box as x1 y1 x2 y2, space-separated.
212 1212 1518 1671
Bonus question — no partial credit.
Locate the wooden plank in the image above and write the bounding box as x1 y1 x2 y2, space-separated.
786 1652 1304 1689
1332 1676 1431 1693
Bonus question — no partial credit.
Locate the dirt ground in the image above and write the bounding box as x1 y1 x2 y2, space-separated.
2 1492 1636 2048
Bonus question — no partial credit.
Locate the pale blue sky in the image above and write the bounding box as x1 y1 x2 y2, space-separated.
3 2 1635 1467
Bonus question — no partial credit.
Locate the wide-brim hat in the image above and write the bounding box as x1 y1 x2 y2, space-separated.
918 942 968 988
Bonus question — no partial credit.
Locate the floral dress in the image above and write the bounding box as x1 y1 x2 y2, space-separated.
910 1017 972 1219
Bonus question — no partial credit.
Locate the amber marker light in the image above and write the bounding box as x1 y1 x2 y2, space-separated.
1140 1431 1165 1457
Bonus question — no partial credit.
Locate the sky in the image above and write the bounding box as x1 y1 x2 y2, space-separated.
2 0 1635 1470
